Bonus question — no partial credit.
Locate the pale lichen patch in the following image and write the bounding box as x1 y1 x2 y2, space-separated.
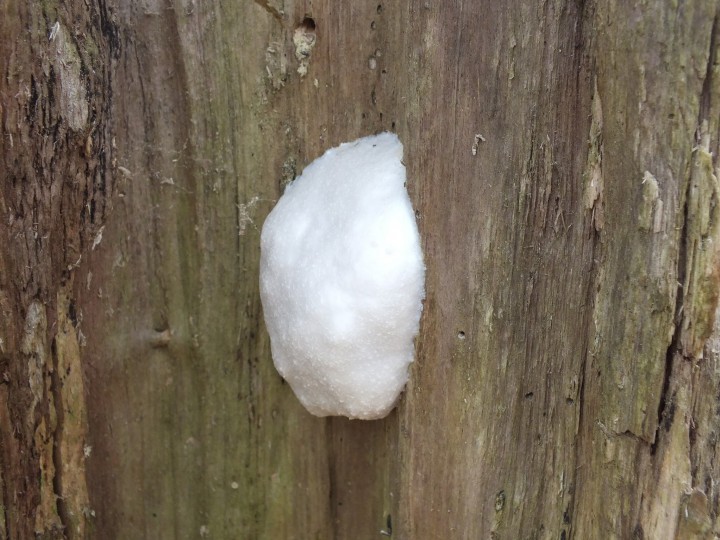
49 23 88 131
265 41 288 90
583 81 604 231
471 133 485 156
639 171 660 231
237 196 261 235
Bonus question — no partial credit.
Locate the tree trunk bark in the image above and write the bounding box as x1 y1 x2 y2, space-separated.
0 0 115 537
2 1 720 539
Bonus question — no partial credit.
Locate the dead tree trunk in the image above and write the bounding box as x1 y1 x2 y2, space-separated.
2 1 720 538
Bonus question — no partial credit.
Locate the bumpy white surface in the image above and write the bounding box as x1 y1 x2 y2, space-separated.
260 133 425 419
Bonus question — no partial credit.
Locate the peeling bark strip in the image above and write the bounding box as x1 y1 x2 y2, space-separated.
0 0 115 537
53 286 92 538
21 301 62 535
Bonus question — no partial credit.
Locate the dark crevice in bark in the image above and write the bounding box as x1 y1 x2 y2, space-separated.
1 501 8 539
564 0 596 532
0 391 13 540
253 0 283 23
688 409 699 481
620 429 654 445
570 218 601 527
652 159 693 456
98 0 121 57
652 341 678 456
652 10 718 451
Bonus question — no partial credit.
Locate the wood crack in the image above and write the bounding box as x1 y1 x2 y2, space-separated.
254 0 283 23
651 155 692 454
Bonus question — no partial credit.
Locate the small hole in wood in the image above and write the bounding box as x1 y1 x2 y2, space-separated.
298 16 316 32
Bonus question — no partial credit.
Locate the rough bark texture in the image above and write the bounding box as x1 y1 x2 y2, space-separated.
0 0 116 537
2 0 720 539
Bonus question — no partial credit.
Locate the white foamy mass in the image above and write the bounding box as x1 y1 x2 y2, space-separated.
260 133 425 419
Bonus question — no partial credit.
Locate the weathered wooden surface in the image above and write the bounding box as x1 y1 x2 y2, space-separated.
2 0 720 538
